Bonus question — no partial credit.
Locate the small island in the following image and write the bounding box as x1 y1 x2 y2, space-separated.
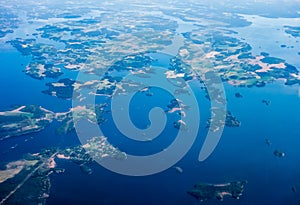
284 26 300 38
187 180 247 202
207 109 241 132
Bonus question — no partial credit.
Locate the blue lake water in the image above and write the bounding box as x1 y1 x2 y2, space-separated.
46 81 300 205
1 44 300 205
233 14 300 68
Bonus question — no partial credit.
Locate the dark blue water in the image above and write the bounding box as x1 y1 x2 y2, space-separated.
0 47 81 161
1 47 300 204
0 48 72 112
46 81 300 205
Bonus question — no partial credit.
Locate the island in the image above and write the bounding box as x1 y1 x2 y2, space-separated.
187 180 247 202
207 109 241 132
284 26 300 38
0 104 109 140
0 105 55 140
235 92 243 98
274 149 285 158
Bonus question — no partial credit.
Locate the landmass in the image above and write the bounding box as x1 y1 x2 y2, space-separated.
0 104 109 139
0 136 126 204
3 0 299 100
0 6 19 38
42 78 79 99
235 92 243 98
55 104 108 135
187 180 247 202
0 148 59 205
284 26 300 38
274 149 285 158
174 166 183 174
0 105 55 140
178 28 300 87
207 109 241 132
8 9 176 82
262 99 271 106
